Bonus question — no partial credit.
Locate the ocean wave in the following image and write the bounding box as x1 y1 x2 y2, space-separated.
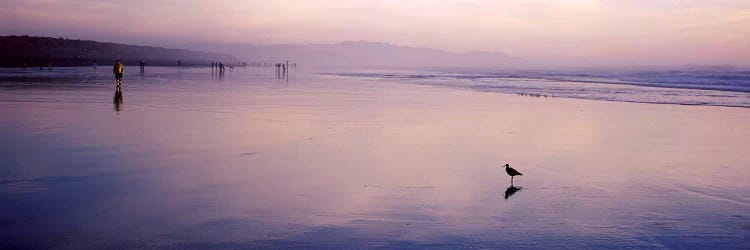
326 69 750 108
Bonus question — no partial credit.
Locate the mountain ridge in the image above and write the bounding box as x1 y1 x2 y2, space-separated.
185 40 519 69
0 35 238 67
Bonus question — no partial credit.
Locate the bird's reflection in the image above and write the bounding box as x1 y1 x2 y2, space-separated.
504 185 522 200
113 87 123 112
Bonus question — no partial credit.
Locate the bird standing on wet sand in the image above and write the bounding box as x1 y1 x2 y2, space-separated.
503 163 523 185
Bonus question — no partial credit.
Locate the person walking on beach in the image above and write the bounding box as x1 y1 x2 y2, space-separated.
113 60 124 86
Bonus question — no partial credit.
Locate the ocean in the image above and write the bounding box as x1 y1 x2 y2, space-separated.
330 67 750 108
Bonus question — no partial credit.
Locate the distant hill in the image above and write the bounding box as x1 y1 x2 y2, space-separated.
186 41 519 69
0 35 238 67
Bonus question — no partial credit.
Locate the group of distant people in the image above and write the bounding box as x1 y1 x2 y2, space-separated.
211 61 226 73
275 62 288 79
517 92 553 98
28 59 296 87
17 59 296 111
34 63 53 71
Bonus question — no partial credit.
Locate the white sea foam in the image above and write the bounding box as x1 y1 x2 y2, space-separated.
330 68 750 108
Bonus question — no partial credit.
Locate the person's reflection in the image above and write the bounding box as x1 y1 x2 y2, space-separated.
504 185 522 200
113 86 123 112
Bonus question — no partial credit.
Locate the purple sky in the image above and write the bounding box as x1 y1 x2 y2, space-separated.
1 0 749 66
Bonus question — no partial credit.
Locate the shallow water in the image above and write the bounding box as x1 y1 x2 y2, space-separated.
332 68 750 108
1 67 749 249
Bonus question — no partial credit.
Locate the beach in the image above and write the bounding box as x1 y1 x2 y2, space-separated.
1 67 749 248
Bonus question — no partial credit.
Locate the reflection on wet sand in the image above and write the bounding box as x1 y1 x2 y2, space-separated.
113 87 123 112
504 186 522 200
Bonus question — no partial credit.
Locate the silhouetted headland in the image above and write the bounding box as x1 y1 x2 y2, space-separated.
0 35 238 67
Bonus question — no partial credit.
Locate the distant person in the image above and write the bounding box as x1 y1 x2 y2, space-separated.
178 60 181 67
93 60 97 70
139 60 145 71
113 60 124 86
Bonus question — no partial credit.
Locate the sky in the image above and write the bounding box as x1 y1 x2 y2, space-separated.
1 0 749 66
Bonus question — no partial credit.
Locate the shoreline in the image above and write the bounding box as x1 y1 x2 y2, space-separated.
1 66 748 110
320 72 750 109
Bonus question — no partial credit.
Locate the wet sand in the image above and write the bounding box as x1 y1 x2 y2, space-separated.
1 67 749 248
